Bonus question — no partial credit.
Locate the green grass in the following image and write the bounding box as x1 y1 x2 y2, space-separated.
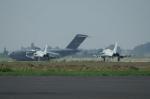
0 69 150 76
0 61 150 76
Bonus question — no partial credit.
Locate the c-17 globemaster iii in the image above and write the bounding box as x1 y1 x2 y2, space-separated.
9 34 88 61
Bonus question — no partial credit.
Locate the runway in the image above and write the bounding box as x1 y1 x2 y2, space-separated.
0 76 150 99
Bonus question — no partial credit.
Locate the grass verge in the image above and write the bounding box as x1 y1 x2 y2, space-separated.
0 61 150 76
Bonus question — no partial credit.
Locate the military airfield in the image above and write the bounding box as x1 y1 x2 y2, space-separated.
1 0 150 98
0 57 150 99
0 40 150 99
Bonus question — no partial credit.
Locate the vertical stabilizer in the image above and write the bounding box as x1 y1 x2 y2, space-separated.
113 42 118 54
44 44 48 53
66 34 88 49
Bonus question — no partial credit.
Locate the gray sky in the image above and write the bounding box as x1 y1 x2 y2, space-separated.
0 0 150 51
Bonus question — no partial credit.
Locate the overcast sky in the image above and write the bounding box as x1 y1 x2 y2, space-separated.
0 0 150 51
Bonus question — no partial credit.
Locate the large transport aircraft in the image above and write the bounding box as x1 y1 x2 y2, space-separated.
9 34 88 61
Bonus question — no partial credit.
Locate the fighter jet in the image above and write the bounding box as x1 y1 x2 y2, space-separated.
95 43 125 62
26 44 60 61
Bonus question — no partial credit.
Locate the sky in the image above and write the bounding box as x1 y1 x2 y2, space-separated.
0 0 150 51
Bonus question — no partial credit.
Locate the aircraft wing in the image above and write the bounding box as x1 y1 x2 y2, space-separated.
26 51 36 59
47 51 60 58
119 55 131 58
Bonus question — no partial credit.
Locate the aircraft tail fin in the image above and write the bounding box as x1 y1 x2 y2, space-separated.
66 34 88 49
113 42 118 54
44 44 48 53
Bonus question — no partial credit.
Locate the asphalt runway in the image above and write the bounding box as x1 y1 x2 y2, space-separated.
0 77 150 99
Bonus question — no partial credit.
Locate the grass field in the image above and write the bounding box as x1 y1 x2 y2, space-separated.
0 60 150 76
